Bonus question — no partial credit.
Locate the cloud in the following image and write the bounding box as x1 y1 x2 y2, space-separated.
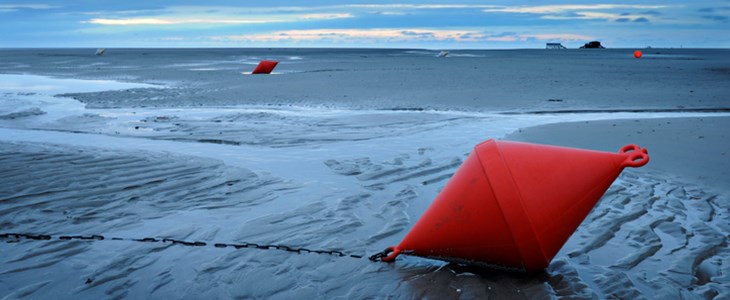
641 10 662 15
212 28 480 42
210 28 592 43
373 11 407 16
698 6 730 23
0 4 58 12
341 4 494 10
0 4 57 9
88 18 178 25
79 3 678 28
85 13 352 26
516 33 594 41
83 4 493 18
482 4 666 14
300 13 352 20
482 4 667 22
77 4 499 24
702 15 729 22
542 11 660 23
548 11 622 20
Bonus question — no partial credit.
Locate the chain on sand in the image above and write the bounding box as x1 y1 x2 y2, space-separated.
0 233 363 259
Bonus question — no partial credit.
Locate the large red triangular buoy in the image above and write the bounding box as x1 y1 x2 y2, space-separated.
251 60 279 74
374 139 649 272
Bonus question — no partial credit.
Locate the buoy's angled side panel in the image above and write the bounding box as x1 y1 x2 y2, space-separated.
493 141 628 263
397 150 523 267
476 140 549 271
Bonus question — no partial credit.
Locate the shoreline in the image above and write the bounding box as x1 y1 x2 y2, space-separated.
2 46 729 50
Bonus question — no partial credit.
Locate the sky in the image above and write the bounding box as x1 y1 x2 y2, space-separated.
1 0 728 49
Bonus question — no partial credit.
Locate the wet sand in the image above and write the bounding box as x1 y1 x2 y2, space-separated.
1 48 729 299
1 48 729 112
507 116 730 194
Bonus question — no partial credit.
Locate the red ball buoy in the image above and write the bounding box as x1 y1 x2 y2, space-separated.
634 50 642 59
375 139 649 272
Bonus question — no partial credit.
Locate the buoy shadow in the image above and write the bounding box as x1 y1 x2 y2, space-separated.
394 257 553 298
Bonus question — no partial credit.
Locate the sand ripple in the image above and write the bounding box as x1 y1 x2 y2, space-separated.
552 172 729 299
0 142 293 233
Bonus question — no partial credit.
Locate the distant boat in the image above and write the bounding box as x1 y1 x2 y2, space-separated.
437 50 449 57
546 43 566 49
579 41 605 49
95 48 106 56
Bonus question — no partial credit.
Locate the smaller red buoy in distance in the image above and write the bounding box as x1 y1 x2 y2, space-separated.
634 50 642 59
252 60 279 74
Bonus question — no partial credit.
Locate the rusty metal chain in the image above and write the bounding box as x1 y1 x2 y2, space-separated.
0 233 363 259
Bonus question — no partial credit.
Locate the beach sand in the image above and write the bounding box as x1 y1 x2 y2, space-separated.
1 48 729 112
1 48 729 299
508 116 730 194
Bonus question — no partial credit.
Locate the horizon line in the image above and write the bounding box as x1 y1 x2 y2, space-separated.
0 46 722 50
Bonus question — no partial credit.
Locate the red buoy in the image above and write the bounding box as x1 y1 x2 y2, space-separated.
251 60 279 74
634 50 642 59
376 139 649 272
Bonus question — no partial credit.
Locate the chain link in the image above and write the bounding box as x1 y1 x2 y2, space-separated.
1 233 363 259
368 248 391 261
